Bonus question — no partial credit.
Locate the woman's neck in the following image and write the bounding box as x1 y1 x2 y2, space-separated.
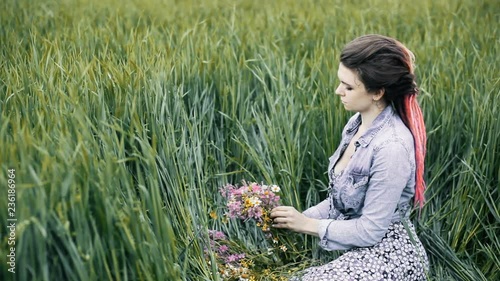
358 104 388 132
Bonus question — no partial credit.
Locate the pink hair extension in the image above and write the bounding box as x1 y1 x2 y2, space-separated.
397 43 427 208
399 94 427 208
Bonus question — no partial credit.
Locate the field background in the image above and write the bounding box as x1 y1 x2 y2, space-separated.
0 0 498 280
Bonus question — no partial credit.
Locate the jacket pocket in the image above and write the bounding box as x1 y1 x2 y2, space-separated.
341 172 370 215
350 172 369 189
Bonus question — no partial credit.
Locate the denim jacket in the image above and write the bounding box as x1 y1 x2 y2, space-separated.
303 105 416 251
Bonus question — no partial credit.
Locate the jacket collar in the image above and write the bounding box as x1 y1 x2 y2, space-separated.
346 105 395 147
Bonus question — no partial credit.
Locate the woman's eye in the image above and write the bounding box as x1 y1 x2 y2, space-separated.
346 87 353 91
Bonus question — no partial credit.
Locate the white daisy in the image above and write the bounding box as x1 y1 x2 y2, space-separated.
270 185 280 193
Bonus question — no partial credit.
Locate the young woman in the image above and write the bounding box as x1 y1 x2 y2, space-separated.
270 34 429 280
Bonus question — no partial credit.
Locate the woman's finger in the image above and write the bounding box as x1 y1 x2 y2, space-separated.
270 210 287 218
272 206 293 212
272 221 288 228
272 217 288 223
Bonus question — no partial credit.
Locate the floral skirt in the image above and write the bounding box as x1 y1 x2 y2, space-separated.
292 221 429 281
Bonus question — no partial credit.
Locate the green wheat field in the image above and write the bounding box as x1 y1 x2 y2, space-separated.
0 0 498 280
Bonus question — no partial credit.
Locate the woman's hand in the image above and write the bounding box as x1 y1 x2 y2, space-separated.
270 206 319 237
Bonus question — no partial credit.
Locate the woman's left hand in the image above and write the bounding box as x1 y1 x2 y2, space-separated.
270 206 319 236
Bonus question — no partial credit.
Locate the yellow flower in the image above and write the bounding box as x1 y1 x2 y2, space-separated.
209 210 217 219
244 197 252 207
280 245 287 252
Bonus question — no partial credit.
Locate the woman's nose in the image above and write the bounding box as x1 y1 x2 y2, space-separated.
335 84 342 95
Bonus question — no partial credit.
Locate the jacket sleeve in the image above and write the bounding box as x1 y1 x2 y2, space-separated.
317 141 412 250
302 199 331 219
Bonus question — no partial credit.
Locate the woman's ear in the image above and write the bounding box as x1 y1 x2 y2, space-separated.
373 88 385 101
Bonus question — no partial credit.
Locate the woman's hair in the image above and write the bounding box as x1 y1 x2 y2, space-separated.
340 34 427 208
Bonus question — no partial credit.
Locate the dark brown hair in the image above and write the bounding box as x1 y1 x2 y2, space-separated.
340 34 427 208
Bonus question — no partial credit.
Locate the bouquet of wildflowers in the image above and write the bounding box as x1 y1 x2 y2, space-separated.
220 181 282 233
205 181 307 281
205 228 289 281
204 181 300 281
205 230 252 280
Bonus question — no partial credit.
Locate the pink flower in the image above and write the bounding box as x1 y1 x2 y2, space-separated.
208 230 226 240
218 245 229 253
250 183 261 193
224 253 245 263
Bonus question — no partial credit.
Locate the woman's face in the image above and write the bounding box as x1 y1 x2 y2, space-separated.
335 63 381 113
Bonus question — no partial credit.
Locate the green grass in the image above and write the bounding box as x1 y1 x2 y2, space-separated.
0 0 498 280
